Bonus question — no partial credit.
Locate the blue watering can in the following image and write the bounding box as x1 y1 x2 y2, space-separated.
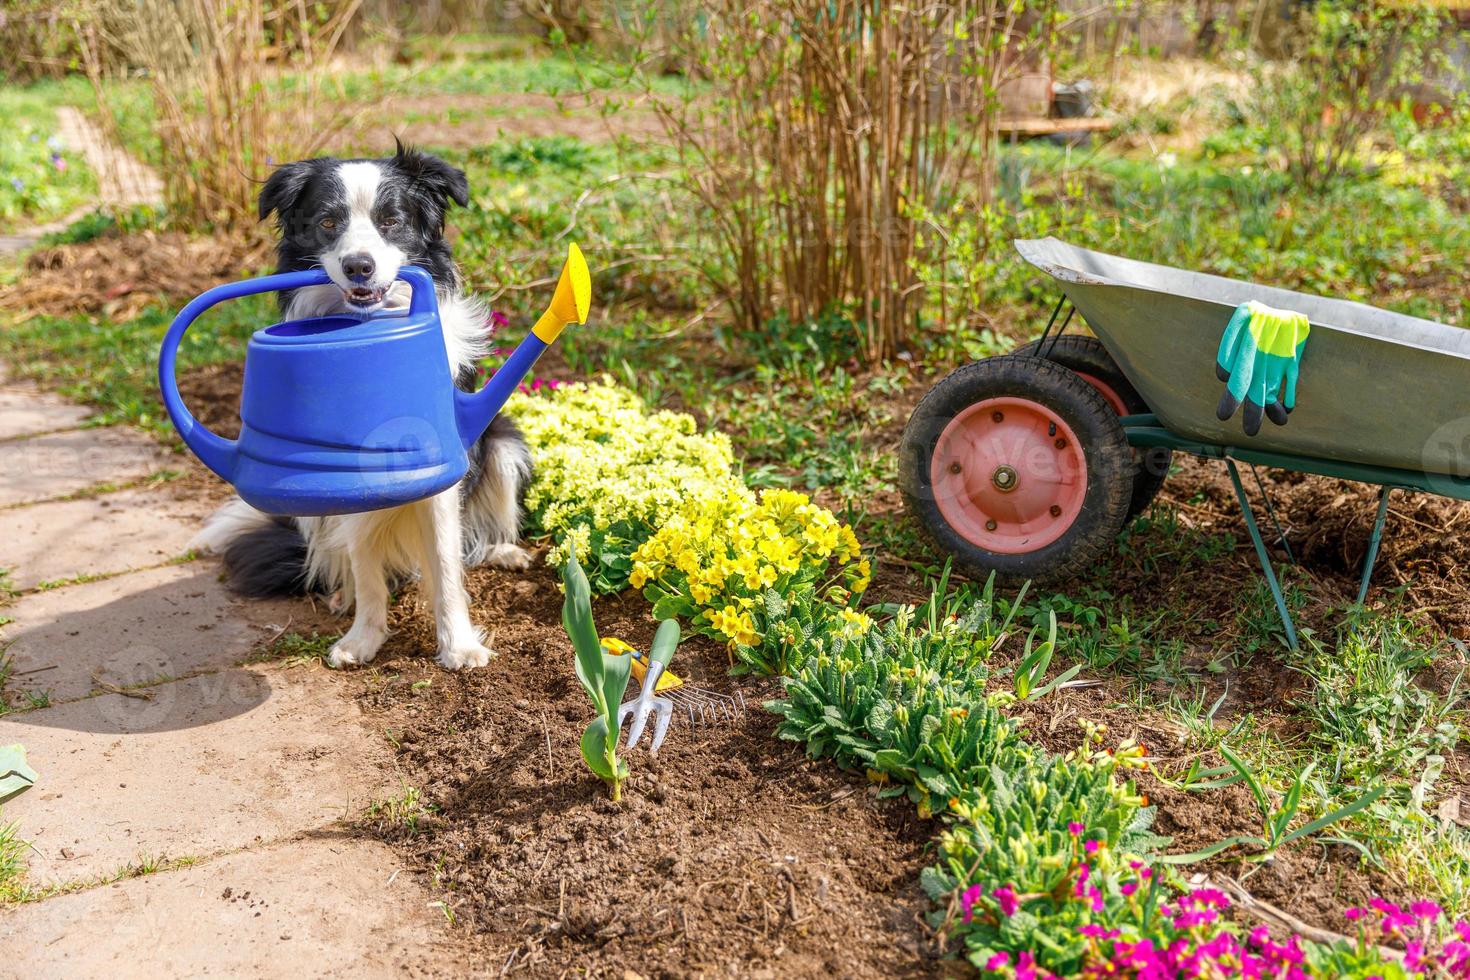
159 243 590 517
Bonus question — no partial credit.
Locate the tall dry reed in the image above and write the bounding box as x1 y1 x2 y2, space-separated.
75 0 363 232
609 1 1057 363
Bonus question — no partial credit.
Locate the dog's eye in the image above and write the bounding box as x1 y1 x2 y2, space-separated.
378 217 398 230
319 218 335 230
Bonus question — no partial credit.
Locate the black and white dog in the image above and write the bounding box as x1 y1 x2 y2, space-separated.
191 143 532 670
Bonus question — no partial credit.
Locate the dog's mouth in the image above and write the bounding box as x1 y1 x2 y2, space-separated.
342 285 388 310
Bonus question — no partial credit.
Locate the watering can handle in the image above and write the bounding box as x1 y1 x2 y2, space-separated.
157 266 438 481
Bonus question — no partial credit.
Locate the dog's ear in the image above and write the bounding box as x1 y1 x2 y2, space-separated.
258 161 315 221
393 139 470 209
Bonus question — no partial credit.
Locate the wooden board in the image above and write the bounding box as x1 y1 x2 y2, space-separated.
998 117 1115 136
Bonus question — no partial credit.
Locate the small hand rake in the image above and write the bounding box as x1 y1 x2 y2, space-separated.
602 635 748 744
614 620 679 756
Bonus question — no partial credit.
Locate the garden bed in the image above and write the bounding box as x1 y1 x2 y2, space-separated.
355 559 946 978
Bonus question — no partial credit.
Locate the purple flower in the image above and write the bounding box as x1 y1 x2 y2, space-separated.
10 177 23 193
490 310 510 328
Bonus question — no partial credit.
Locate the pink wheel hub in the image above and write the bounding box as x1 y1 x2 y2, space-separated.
930 397 1087 554
1073 371 1128 416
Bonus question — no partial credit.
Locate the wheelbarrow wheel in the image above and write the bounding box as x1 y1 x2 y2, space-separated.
900 355 1133 584
1011 335 1172 519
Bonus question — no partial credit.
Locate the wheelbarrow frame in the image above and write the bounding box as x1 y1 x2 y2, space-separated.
1032 295 1464 650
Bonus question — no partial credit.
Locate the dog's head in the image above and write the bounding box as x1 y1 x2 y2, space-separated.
258 141 469 313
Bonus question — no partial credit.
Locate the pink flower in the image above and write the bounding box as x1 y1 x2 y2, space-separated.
1412 900 1443 922
983 952 1009 971
1068 821 1084 836
1084 839 1100 854
992 885 1020 917
1121 882 1138 897
960 884 984 924
1344 907 1365 921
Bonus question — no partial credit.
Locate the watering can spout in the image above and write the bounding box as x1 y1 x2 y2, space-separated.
455 243 590 449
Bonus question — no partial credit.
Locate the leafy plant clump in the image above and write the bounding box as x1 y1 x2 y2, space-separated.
508 380 744 592
632 487 869 675
562 553 634 800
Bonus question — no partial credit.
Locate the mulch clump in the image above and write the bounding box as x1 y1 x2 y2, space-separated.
359 561 948 978
1 229 270 319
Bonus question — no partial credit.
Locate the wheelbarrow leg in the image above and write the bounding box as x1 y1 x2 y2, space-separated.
1356 486 1393 606
1226 459 1298 650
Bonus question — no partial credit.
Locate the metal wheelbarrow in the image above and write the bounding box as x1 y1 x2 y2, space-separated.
900 237 1470 649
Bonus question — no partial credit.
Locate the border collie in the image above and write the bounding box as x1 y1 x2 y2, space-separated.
190 142 532 670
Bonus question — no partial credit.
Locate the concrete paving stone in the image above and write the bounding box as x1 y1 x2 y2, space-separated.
1 836 468 979
0 667 395 887
0 563 292 704
1 486 212 590
0 427 171 506
0 385 93 440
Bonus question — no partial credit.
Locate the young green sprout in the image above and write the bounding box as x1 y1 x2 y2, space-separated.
562 553 634 800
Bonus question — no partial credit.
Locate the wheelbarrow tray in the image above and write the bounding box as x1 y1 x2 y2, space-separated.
1016 237 1470 483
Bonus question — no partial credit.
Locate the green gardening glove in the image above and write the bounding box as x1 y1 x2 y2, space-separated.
1214 300 1309 437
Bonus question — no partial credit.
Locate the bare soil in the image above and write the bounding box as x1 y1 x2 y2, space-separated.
0 229 271 319
358 560 948 978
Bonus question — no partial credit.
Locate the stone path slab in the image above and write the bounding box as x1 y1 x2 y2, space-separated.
3 486 210 591
0 667 393 887
1 837 469 979
0 385 92 441
0 563 290 704
0 426 171 506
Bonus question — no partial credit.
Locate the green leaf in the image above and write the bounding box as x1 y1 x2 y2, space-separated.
0 744 37 804
1028 662 1082 701
599 649 634 737
651 594 692 621
581 718 617 780
1160 834 1268 864
562 554 606 708
1280 784 1385 847
1219 743 1271 821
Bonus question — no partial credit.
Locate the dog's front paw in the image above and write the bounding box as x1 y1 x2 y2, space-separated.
437 638 495 670
329 628 386 669
483 543 533 571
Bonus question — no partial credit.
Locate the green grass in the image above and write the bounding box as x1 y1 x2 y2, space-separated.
0 79 99 233
981 143 1470 330
0 818 30 903
0 294 273 435
244 630 340 668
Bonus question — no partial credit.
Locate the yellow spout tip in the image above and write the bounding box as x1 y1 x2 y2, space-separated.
566 242 591 325
532 242 592 344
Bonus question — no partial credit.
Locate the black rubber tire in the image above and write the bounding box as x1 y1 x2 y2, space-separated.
899 355 1134 584
1012 335 1172 519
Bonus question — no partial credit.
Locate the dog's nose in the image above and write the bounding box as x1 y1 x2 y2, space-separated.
341 253 375 283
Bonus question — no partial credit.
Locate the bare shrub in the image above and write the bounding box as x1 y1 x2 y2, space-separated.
74 0 364 232
606 2 1057 364
1248 1 1449 189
